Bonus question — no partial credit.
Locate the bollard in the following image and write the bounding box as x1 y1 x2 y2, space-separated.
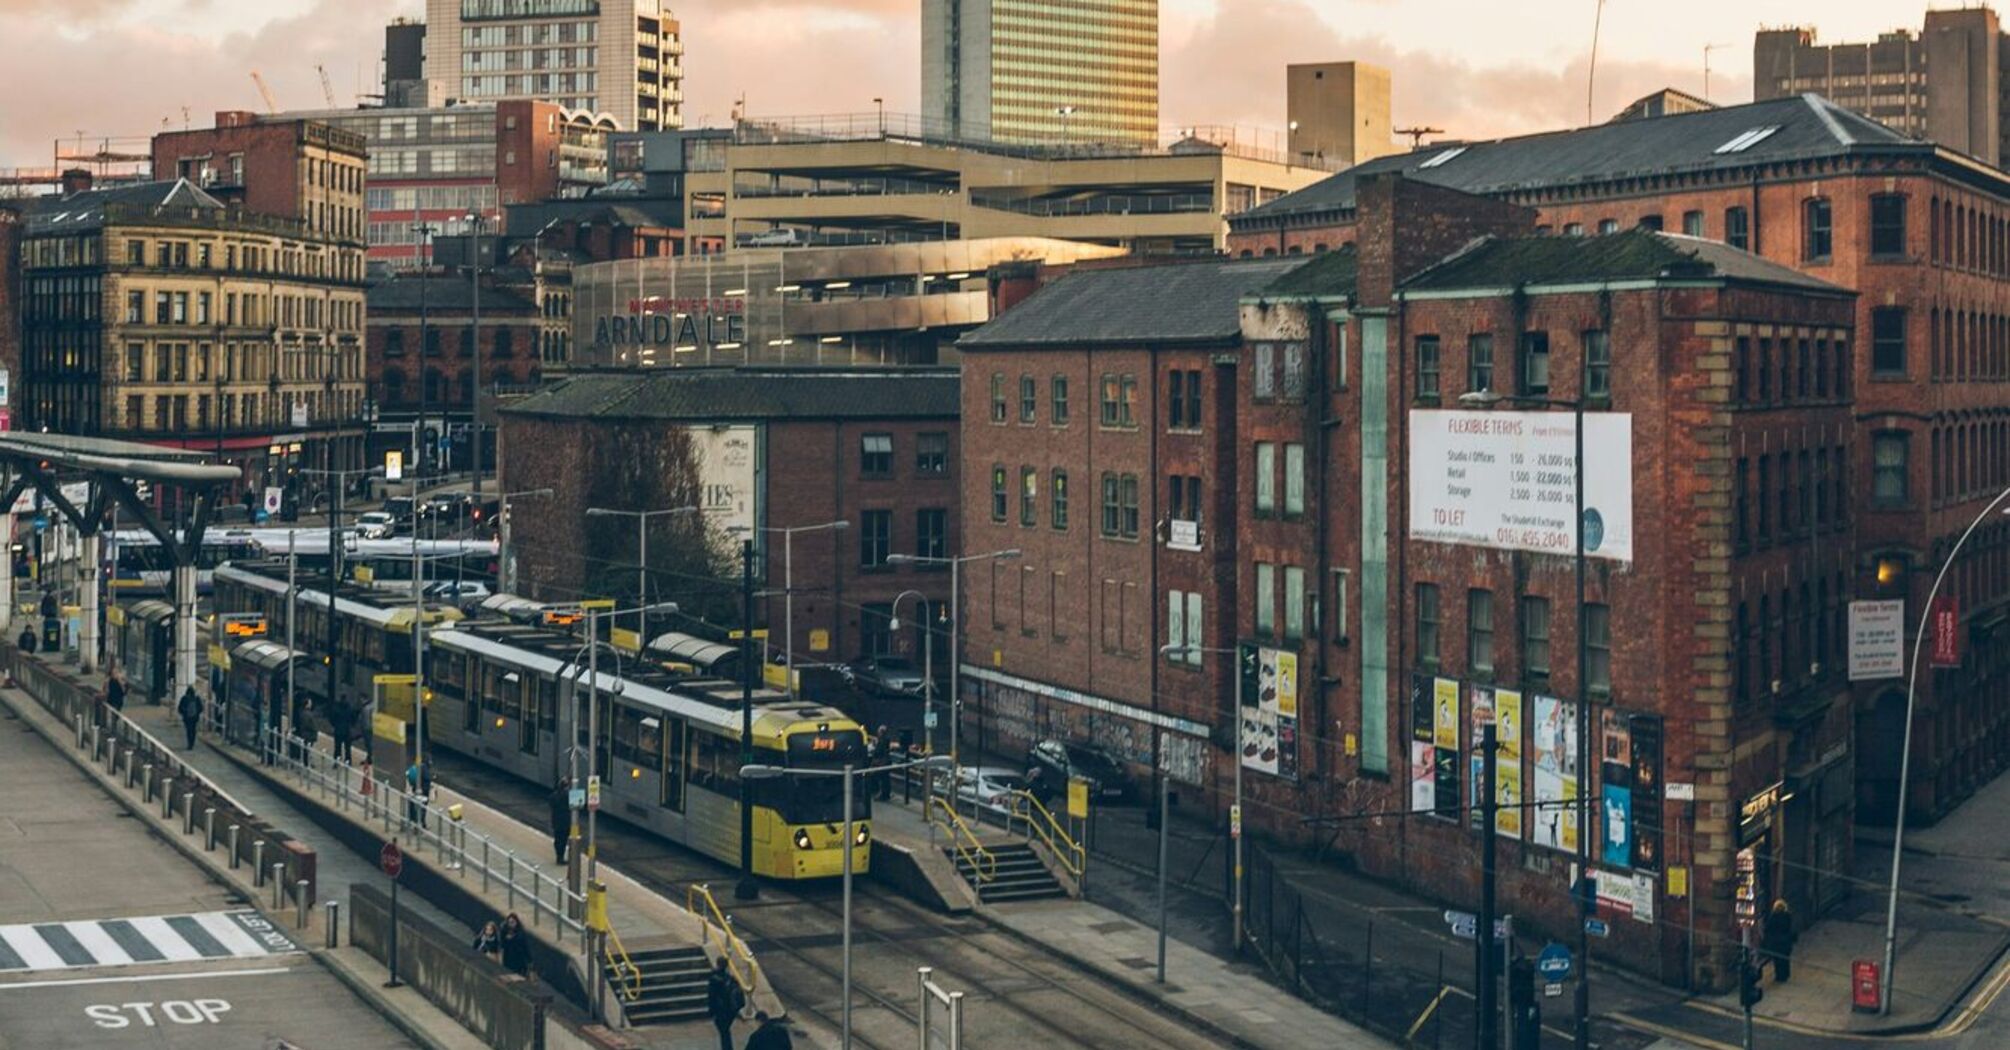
74 711 84 748
181 793 195 834
228 825 241 869
271 864 284 908
142 765 154 802
204 809 217 851
160 777 174 817
295 881 310 929
253 841 266 886
325 901 341 949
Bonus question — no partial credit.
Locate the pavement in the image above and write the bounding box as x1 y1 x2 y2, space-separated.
0 677 422 1050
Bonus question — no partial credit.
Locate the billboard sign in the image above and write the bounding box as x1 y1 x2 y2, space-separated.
1408 410 1634 563
1849 600 1905 681
1930 595 1961 668
686 424 759 540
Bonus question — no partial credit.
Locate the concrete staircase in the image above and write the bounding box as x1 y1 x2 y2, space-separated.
609 945 713 1026
951 841 1067 903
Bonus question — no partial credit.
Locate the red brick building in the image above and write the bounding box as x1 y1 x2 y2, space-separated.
497 367 961 668
152 112 368 247
1229 94 2010 830
364 275 543 473
962 176 1859 988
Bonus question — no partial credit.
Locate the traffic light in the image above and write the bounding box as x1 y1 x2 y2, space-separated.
1739 961 1766 1008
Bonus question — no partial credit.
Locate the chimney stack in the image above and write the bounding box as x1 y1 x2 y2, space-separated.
59 169 93 197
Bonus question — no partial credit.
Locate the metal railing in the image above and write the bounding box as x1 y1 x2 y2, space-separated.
925 795 995 883
686 883 759 993
252 727 588 945
1004 790 1084 877
602 923 642 1002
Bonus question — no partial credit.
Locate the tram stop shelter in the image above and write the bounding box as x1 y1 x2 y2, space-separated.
0 432 240 690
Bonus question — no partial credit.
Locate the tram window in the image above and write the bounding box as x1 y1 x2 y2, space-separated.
661 719 686 812
463 672 481 733
614 704 660 771
538 679 558 732
688 731 740 792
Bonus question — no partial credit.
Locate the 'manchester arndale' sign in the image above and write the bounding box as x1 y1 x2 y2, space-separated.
593 296 747 351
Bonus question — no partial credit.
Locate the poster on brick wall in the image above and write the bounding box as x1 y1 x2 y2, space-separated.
1469 685 1493 830
1433 677 1461 821
1496 689 1525 840
1630 715 1664 872
1600 710 1633 868
1241 647 1298 779
1410 675 1436 814
1531 694 1578 852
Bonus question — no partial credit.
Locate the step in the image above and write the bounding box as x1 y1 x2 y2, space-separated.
624 1003 710 1024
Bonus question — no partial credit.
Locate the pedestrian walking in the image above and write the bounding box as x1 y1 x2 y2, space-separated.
105 668 126 713
705 955 746 1050
176 686 203 750
471 920 502 963
1762 899 1798 983
18 625 35 654
745 1011 793 1050
406 757 434 827
327 698 355 764
498 913 530 976
548 777 573 865
871 725 891 802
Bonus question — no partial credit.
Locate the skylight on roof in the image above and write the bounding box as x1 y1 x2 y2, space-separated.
1714 126 1781 154
1418 146 1468 169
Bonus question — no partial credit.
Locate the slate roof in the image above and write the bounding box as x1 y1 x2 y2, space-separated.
958 256 1310 349
503 367 961 421
367 277 539 314
1402 230 1852 294
1257 245 1359 300
1240 94 1919 224
22 179 224 234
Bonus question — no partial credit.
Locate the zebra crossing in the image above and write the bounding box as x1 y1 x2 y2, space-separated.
0 910 297 975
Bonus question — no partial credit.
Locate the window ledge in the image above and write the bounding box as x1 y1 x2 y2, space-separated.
1869 373 1910 383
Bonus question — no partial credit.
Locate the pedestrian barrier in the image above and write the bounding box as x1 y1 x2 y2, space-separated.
1002 789 1085 877
253 725 589 946
350 881 550 1050
686 883 760 996
925 795 995 883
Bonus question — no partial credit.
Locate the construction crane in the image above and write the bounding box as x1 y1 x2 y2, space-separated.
250 71 278 114
317 65 337 108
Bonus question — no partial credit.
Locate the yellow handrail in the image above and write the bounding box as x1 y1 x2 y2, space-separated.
926 794 996 882
1005 790 1084 877
686 883 759 993
602 924 642 1002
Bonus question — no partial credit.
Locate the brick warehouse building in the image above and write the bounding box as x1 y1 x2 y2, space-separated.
497 367 961 669
365 275 545 474
960 176 1859 989
1228 93 2010 830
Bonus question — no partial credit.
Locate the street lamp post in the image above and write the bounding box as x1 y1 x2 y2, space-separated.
565 598 679 886
887 548 1022 817
497 488 553 595
464 213 485 497
742 755 951 1050
1462 389 1588 1049
585 506 699 635
758 520 849 699
1879 488 2010 1013
1162 642 1247 955
890 590 935 754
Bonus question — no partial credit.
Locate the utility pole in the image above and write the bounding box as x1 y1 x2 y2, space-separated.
735 538 759 900
1478 720 1500 1050
466 213 484 498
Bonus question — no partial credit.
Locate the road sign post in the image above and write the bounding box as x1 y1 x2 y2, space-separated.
381 841 404 988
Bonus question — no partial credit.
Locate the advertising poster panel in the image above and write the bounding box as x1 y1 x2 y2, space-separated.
1531 694 1578 851
1496 689 1525 840
1409 410 1634 563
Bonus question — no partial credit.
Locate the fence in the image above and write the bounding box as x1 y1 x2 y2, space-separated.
3 646 320 917
351 881 549 1050
244 724 588 947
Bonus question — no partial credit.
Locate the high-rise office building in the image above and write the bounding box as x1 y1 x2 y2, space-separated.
423 0 685 132
1286 61 1395 167
922 0 1158 146
1754 7 2004 165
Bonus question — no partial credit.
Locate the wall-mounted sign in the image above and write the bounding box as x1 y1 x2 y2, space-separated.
1930 595 1961 668
1848 600 1904 680
592 296 748 353
1408 410 1634 562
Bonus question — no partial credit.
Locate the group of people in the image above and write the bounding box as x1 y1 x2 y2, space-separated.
707 955 792 1050
470 913 532 976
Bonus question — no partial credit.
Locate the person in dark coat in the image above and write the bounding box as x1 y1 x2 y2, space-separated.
498 913 530 975
1762 899 1798 982
105 668 126 713
744 1011 793 1050
176 686 204 750
871 725 892 802
548 778 573 865
18 625 35 654
327 698 355 764
471 920 502 962
705 955 745 1050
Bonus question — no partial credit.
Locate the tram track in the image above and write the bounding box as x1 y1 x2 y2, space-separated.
424 749 1220 1050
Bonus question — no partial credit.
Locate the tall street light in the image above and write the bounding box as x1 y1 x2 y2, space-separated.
886 547 1022 815
566 598 681 887
1162 642 1247 955
497 488 553 594
742 755 952 1050
1879 490 2010 1012
463 212 486 497
1462 388 1589 1050
890 589 936 753
585 505 700 635
758 520 850 698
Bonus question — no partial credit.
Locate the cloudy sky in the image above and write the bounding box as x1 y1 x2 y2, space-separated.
0 0 1933 169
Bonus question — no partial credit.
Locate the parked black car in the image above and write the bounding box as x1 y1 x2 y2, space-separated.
1027 739 1135 804
842 655 929 698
